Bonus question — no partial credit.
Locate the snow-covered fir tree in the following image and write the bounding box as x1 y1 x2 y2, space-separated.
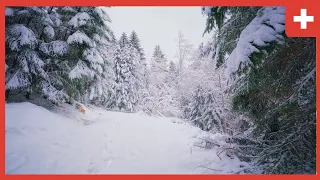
108 37 140 112
129 31 147 88
5 6 116 105
5 7 67 103
186 86 205 126
185 69 225 133
61 6 115 103
166 61 178 87
119 32 129 48
194 42 205 60
152 45 165 59
129 31 146 63
201 90 223 132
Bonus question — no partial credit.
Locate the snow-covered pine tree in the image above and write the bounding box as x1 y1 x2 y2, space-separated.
129 31 147 89
153 45 165 59
201 90 223 132
108 37 140 112
128 44 143 94
91 44 117 107
119 32 129 48
166 61 178 87
196 42 205 60
6 6 116 104
169 61 178 74
129 31 146 63
55 6 115 103
150 45 168 88
202 7 261 68
108 45 126 110
5 7 66 103
187 86 205 129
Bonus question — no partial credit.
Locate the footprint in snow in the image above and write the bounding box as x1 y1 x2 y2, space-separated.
102 144 114 166
5 127 24 136
6 152 29 174
104 158 113 168
87 161 100 174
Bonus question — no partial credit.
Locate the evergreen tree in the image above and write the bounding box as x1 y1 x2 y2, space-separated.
108 43 140 112
197 42 205 60
168 61 177 73
129 31 146 62
119 32 129 48
152 45 165 59
186 85 224 132
62 7 115 103
5 7 66 103
129 31 147 90
151 45 167 77
201 90 223 132
129 31 147 88
187 86 205 129
5 6 116 104
166 61 178 87
202 7 261 68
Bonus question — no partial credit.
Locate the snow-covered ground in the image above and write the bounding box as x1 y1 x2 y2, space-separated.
5 102 248 174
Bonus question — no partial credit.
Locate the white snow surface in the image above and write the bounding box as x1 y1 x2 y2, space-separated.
6 102 247 174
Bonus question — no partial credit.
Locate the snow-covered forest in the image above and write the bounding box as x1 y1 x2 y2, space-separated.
5 6 316 174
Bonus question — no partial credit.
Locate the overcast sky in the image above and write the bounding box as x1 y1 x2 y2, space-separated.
107 7 211 62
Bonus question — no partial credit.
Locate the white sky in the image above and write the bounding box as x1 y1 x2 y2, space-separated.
107 7 211 62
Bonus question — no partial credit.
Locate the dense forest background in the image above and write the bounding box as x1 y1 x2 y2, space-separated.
5 6 316 174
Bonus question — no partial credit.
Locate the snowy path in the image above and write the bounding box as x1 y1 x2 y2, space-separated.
5 103 245 174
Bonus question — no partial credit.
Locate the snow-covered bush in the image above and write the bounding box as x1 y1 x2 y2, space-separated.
140 45 181 117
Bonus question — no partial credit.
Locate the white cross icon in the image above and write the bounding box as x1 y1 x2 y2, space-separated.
294 9 314 29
